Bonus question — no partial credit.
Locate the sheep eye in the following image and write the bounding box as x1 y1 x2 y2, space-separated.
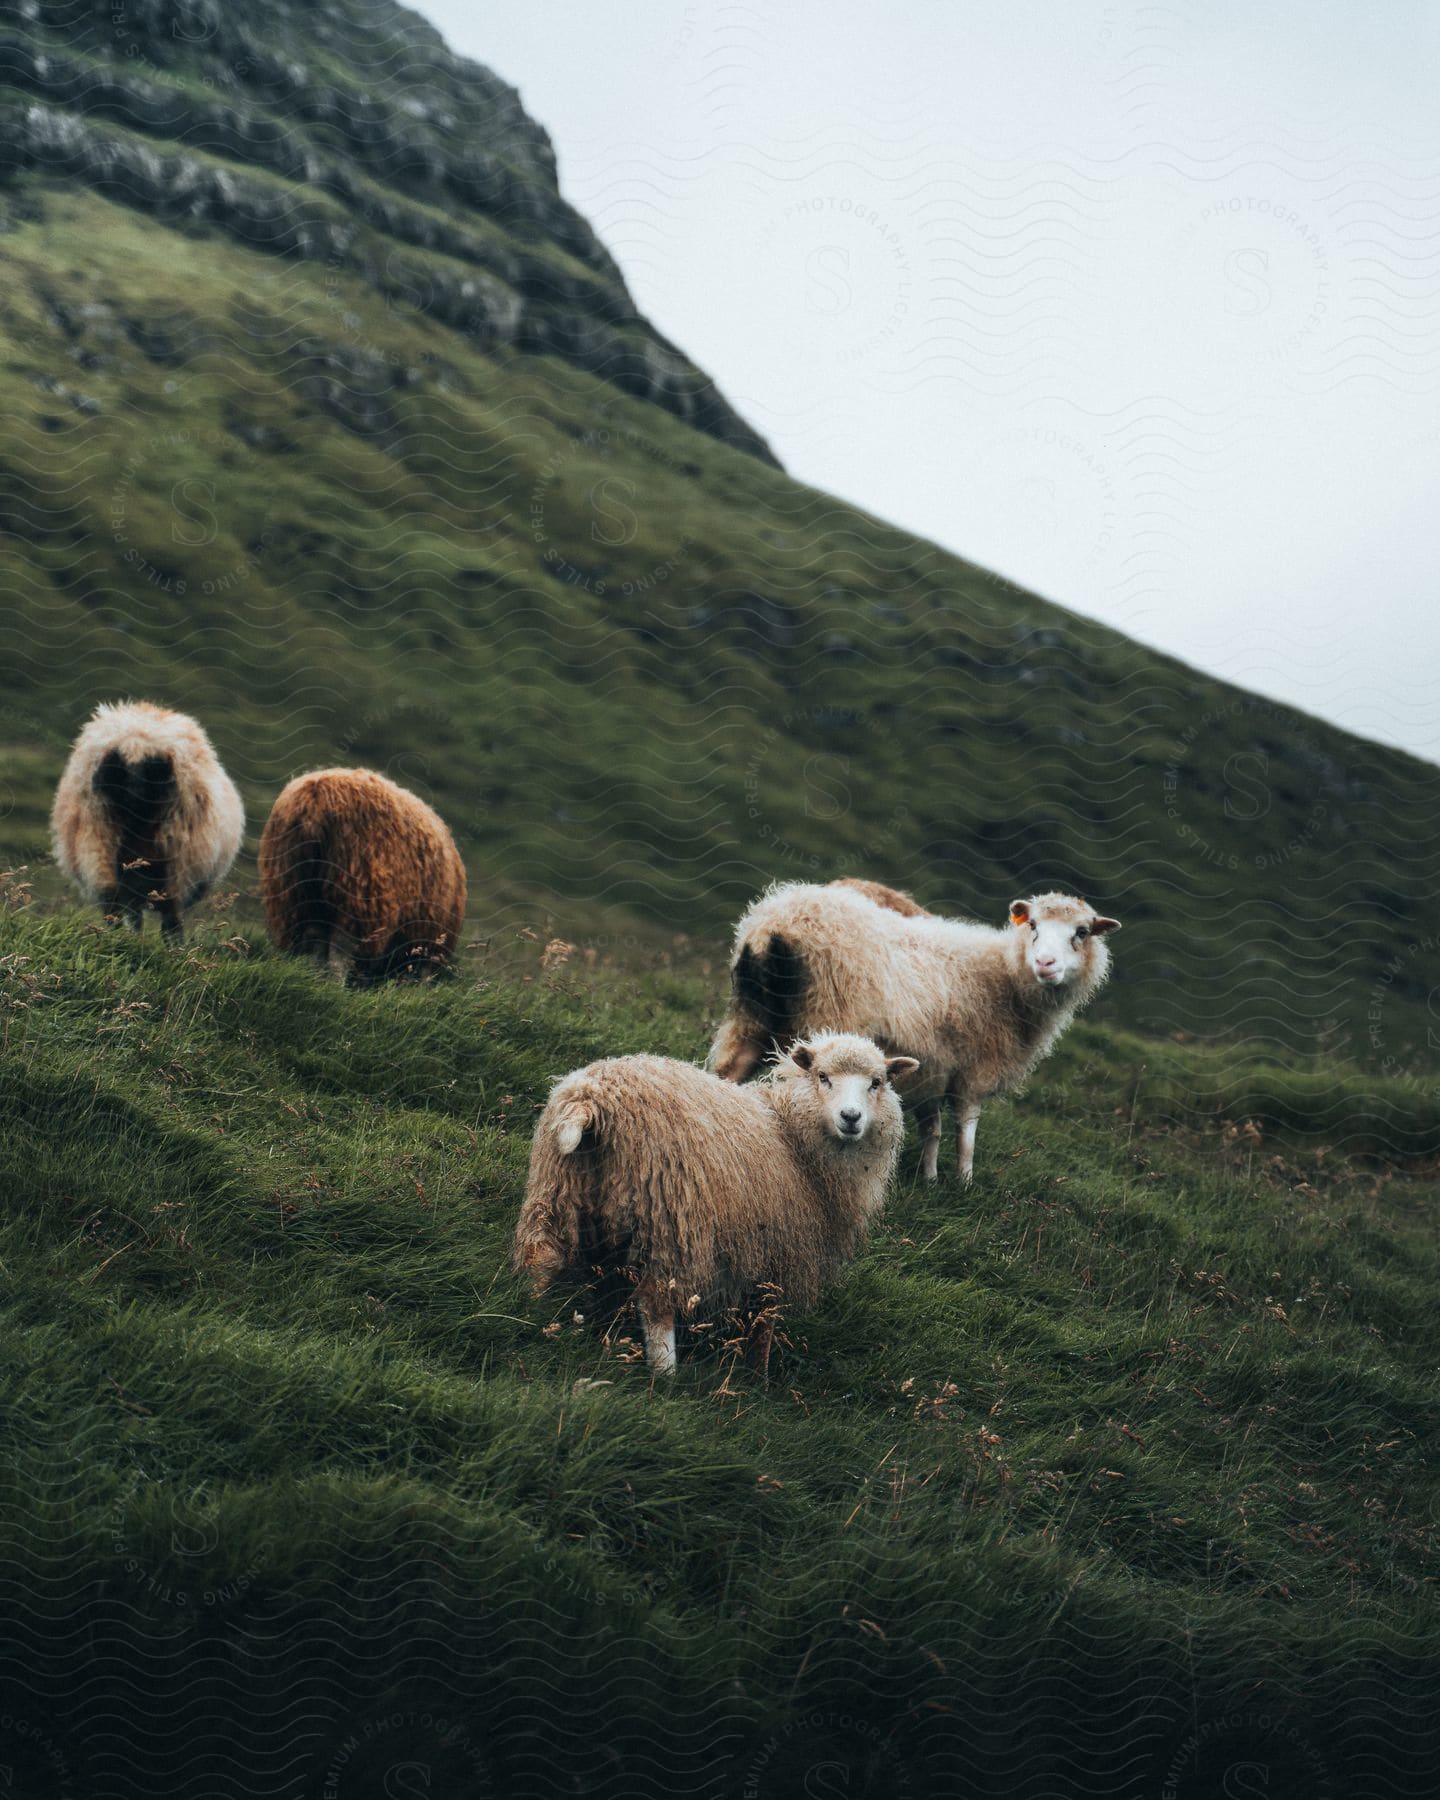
818 1072 831 1088
1075 926 1089 941
870 1077 883 1091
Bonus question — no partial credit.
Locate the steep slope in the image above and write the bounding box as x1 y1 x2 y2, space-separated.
0 11 1437 1792
0 0 1436 1075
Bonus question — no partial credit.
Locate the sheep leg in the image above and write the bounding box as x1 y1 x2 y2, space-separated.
708 1018 767 1083
324 928 357 986
640 1308 677 1376
157 893 184 945
747 1313 775 1382
956 1098 983 1186
297 927 329 965
113 893 144 934
916 1099 942 1182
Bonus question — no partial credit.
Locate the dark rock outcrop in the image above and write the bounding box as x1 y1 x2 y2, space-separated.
0 0 778 464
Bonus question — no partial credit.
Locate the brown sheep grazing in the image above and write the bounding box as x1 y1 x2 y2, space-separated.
50 700 244 941
513 1033 918 1375
829 877 931 917
709 881 1120 1184
258 768 466 984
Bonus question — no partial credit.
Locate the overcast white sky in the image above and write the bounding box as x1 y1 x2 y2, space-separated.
419 0 1440 764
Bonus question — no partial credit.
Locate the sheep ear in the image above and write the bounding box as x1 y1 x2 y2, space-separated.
1008 899 1030 926
885 1056 919 1080
789 1045 815 1071
1090 916 1121 935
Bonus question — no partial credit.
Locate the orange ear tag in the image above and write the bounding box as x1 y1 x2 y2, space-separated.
1009 909 1028 926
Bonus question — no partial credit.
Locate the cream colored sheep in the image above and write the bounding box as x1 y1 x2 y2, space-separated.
513 1033 918 1374
50 700 243 941
708 882 1120 1184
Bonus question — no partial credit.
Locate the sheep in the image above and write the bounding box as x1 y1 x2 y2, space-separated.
258 768 467 984
512 1032 918 1375
708 882 1120 1184
50 700 243 941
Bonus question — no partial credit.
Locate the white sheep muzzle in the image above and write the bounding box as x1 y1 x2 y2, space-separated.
1028 916 1086 987
823 1070 880 1142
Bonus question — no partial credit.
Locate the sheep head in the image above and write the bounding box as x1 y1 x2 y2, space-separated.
1008 893 1121 990
783 1033 918 1144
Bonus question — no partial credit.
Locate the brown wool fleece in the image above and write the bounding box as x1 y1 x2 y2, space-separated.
258 768 466 979
829 877 931 917
513 1034 907 1323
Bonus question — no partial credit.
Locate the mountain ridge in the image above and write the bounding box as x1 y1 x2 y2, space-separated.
0 0 778 461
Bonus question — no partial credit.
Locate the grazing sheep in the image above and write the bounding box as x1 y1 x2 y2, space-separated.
709 882 1120 1184
513 1033 918 1375
258 768 466 984
50 700 243 940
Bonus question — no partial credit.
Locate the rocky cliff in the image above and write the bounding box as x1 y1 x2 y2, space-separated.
0 0 777 461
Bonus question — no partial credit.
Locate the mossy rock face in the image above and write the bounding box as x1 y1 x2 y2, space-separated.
0 0 775 460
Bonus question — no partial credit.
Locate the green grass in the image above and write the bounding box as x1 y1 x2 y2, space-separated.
1 173 1438 1067
2 8 1439 1786
0 904 1435 1794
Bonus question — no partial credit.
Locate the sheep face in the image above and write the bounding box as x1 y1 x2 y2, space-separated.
786 1035 918 1143
1008 894 1121 990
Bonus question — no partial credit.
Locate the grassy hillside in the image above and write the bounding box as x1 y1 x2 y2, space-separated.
1 3 1438 1793
0 17 1438 1069
0 904 1436 1794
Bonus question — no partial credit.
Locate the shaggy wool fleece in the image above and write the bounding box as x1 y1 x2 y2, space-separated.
258 768 467 982
51 700 243 935
514 1033 912 1334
